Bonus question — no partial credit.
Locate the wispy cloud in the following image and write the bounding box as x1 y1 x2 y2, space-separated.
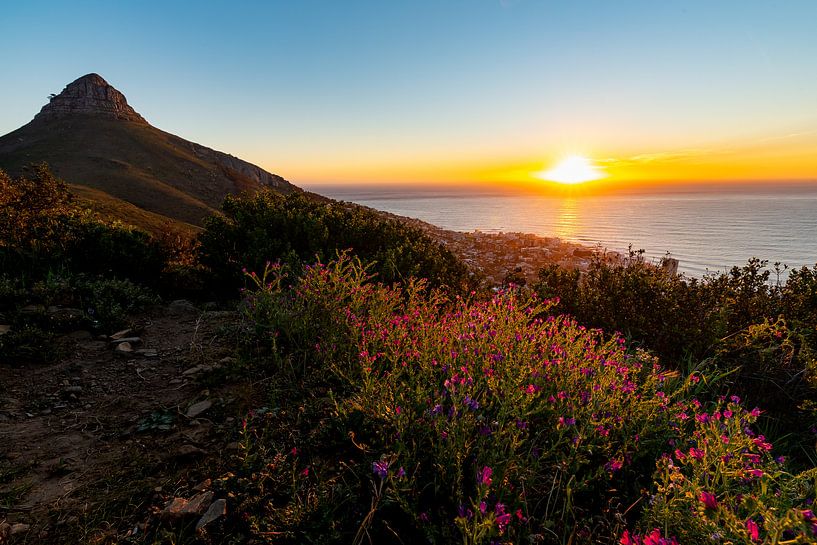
603 128 817 168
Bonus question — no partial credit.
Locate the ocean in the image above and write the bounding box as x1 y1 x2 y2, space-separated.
305 183 817 278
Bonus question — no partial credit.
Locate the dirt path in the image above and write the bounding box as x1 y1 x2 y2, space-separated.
0 302 247 543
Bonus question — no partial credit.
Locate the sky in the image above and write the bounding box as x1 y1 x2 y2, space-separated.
2 0 817 190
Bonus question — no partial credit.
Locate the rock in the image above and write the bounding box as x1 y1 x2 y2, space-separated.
168 299 198 316
173 444 207 460
20 304 45 315
186 400 212 419
110 337 142 347
218 356 236 365
160 491 213 520
10 523 31 535
135 349 159 358
196 499 227 530
0 324 10 336
0 522 10 541
114 342 134 357
35 73 147 123
192 478 212 492
67 330 92 340
63 385 83 395
110 328 134 340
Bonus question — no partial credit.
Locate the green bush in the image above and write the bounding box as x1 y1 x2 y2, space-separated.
0 325 59 364
0 165 167 286
198 191 472 296
533 255 817 445
234 256 817 544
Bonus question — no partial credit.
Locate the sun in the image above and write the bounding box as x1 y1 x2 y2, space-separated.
535 155 605 184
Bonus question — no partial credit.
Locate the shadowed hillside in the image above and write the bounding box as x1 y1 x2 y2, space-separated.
0 74 299 228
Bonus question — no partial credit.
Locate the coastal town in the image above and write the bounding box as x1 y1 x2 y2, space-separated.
389 212 617 285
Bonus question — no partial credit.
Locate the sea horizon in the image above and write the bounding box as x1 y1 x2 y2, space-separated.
306 181 817 278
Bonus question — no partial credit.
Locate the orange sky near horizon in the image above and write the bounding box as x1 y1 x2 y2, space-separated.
290 127 817 191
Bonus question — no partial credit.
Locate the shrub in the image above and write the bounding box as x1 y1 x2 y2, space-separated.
0 325 59 365
534 249 718 362
0 165 167 286
234 256 817 543
199 191 472 296
240 256 689 543
640 397 817 543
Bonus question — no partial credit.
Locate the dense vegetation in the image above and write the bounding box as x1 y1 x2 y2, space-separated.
230 256 817 544
3 165 817 543
534 251 817 463
198 190 473 295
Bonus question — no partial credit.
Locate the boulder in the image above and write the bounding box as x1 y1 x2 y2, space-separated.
196 499 227 530
186 400 212 419
160 491 214 520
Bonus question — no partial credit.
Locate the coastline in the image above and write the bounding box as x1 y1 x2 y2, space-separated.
365 206 622 285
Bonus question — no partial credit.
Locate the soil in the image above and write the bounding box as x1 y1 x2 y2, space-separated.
0 303 252 543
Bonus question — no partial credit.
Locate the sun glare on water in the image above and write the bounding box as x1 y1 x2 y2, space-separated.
536 155 605 184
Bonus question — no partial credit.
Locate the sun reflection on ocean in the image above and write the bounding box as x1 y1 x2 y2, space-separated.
554 197 579 241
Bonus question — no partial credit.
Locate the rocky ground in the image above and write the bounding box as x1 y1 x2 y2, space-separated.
0 301 251 544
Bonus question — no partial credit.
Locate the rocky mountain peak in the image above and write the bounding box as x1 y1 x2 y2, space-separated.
35 73 147 123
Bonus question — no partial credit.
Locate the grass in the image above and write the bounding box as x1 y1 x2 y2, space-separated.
0 115 297 230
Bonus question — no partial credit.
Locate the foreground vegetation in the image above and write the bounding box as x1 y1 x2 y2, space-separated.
2 165 817 543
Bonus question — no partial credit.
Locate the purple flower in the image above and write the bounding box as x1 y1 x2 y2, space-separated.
372 460 389 479
463 395 480 410
478 465 493 486
457 505 473 520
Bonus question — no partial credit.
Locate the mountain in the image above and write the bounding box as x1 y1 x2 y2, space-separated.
0 74 299 230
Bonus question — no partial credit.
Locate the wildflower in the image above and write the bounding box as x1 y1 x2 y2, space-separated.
605 458 623 473
479 501 487 514
478 465 493 486
746 518 760 541
372 460 389 479
457 505 473 520
689 447 705 460
301 467 309 477
699 491 718 510
397 466 406 478
496 512 512 532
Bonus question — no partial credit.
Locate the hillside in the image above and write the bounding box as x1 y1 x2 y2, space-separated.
0 74 299 229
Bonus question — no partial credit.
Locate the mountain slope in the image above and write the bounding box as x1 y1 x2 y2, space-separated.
0 74 299 228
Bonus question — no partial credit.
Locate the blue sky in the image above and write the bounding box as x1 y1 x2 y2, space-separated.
2 1 817 185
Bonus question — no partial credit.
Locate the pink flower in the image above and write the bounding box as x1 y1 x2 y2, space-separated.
746 518 760 541
689 447 705 460
699 491 718 510
478 465 493 486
